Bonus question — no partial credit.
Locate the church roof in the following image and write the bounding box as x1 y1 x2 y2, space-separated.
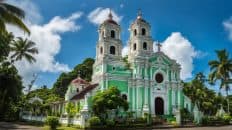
102 9 118 25
104 19 118 25
71 77 89 85
131 10 150 26
71 83 98 100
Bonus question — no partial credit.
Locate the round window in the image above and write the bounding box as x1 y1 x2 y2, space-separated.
155 73 164 83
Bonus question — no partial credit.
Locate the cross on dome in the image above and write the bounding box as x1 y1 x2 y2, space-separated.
137 9 142 19
156 43 162 52
108 8 113 20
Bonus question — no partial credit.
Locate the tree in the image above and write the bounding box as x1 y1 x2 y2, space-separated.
0 31 14 62
183 72 223 115
208 49 232 113
0 0 30 34
52 58 94 98
0 62 23 120
92 87 129 118
66 102 76 118
11 37 38 63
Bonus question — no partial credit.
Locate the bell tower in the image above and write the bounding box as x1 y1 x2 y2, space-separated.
96 10 122 62
92 9 123 89
128 10 153 61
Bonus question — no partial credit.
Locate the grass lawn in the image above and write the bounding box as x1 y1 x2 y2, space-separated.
42 125 82 130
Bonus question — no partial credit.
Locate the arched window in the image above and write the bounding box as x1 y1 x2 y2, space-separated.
111 30 115 38
142 28 146 35
110 46 115 55
122 94 127 100
100 47 103 54
143 42 147 50
133 43 136 51
134 29 137 36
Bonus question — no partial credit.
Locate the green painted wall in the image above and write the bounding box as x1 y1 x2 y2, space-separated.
138 87 144 110
129 87 133 111
180 91 184 109
108 80 128 93
168 88 172 115
168 70 171 81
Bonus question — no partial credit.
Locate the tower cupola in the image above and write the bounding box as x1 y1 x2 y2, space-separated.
96 9 123 61
128 10 154 60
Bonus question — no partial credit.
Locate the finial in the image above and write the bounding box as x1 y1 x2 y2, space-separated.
157 43 162 52
108 8 113 20
78 70 81 78
137 8 142 19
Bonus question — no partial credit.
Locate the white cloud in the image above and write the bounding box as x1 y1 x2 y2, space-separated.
7 0 42 24
6 0 83 86
122 46 128 57
223 17 232 41
122 32 202 80
159 32 198 80
88 7 123 25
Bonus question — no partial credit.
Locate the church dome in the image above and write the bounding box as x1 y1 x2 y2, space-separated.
131 10 150 26
102 9 118 25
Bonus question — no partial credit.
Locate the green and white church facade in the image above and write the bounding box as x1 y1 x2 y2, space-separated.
91 11 192 117
48 11 199 127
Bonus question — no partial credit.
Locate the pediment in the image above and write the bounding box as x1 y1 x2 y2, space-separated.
149 52 179 67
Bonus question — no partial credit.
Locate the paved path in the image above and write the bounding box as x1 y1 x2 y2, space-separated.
0 122 232 130
153 125 232 130
0 122 42 130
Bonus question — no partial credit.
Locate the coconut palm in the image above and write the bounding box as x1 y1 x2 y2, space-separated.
10 37 38 63
0 31 14 62
0 0 30 34
208 49 232 113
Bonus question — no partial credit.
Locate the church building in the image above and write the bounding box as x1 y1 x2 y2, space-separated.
91 11 192 117
50 10 194 126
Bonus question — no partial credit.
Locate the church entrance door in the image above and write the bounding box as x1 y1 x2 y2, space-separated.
155 97 164 115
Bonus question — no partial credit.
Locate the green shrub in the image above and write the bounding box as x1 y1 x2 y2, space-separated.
201 116 210 125
135 117 146 123
223 114 231 124
167 117 176 123
46 116 59 130
106 119 115 127
88 116 101 127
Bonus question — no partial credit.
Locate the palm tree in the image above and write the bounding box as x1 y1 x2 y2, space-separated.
0 0 30 34
195 72 207 83
10 37 38 63
208 49 232 113
0 31 14 62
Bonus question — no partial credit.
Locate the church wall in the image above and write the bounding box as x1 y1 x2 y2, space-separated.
168 88 172 115
137 86 144 116
129 87 133 111
108 80 128 93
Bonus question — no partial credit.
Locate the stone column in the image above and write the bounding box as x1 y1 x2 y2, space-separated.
143 87 149 117
177 88 181 109
193 104 202 124
175 109 181 125
80 93 90 127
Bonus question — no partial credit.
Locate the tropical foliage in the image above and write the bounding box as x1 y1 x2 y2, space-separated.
65 102 76 118
92 87 129 118
0 62 23 120
183 72 226 115
46 116 60 130
52 58 94 98
208 49 232 113
0 0 30 34
11 37 38 63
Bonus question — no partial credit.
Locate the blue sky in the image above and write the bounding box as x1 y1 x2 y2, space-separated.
7 0 232 92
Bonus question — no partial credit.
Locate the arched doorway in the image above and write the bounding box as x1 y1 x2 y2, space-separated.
155 97 164 115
